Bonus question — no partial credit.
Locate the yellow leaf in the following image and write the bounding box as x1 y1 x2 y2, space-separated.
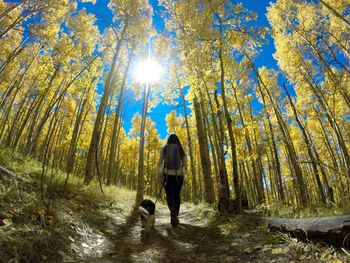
2 218 13 228
47 216 54 225
37 207 45 215
320 252 331 261
58 251 67 258
271 247 284 255
81 242 89 248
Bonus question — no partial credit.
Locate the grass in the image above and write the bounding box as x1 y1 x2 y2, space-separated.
260 199 350 218
0 148 135 205
270 232 348 262
0 148 136 262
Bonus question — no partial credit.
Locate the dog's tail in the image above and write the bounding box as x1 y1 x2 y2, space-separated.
139 206 150 217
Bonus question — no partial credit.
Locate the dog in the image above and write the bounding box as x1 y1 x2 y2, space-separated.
139 199 155 233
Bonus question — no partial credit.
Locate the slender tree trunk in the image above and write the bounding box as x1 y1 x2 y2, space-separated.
146 134 151 195
197 65 230 208
294 28 350 108
283 85 326 204
107 50 133 185
314 106 339 172
114 111 124 185
0 38 28 75
193 96 215 204
246 51 308 205
300 59 350 176
303 117 335 202
0 83 20 142
203 81 227 200
66 77 95 176
180 89 198 203
24 95 45 154
135 84 150 207
263 119 285 202
319 0 350 28
0 46 38 141
0 13 29 38
206 113 220 187
5 88 31 146
84 24 127 184
0 67 21 108
0 2 24 23
4 57 40 146
202 106 219 198
217 27 241 211
32 49 98 157
97 104 111 181
265 148 277 202
213 88 230 203
232 83 264 204
29 79 66 155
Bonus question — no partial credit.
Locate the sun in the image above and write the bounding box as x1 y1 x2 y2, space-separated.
134 58 163 83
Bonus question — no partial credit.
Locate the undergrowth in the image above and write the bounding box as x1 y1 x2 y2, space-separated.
259 199 350 218
0 148 135 262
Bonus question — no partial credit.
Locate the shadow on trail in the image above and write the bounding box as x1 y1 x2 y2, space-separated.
166 223 222 245
64 196 263 262
82 205 245 263
70 204 185 261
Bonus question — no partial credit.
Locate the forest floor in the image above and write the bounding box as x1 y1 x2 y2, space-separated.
67 201 347 263
0 149 349 262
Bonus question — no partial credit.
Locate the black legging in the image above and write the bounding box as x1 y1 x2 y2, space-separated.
164 175 184 215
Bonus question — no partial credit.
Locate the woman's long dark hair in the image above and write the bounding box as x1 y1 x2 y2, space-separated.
166 134 185 159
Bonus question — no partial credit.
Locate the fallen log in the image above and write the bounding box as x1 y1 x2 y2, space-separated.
265 215 350 247
0 165 28 182
0 165 16 177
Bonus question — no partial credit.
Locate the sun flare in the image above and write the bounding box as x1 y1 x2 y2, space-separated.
134 58 163 83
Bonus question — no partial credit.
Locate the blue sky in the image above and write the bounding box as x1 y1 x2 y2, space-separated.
79 0 278 139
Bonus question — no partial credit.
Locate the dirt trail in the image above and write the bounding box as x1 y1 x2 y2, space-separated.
76 203 294 263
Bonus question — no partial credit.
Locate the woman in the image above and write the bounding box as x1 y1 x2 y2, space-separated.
159 134 186 227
